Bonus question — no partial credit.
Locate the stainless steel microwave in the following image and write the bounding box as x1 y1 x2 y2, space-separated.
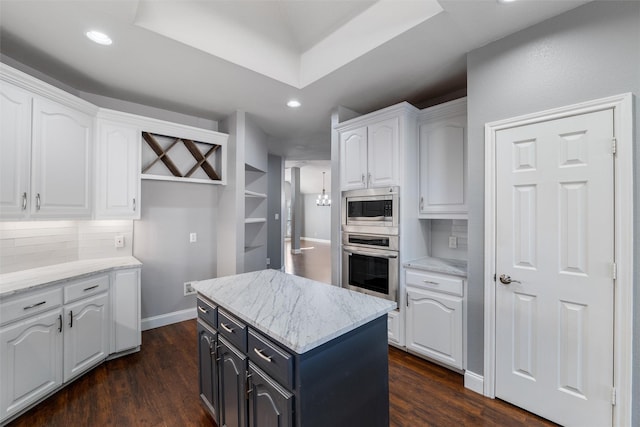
341 186 399 235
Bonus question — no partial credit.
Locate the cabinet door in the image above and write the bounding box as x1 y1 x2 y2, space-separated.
387 310 401 346
0 83 31 219
247 363 293 427
112 268 141 353
95 120 140 219
339 126 367 190
406 287 463 369
367 117 398 188
0 309 63 422
419 116 467 217
218 338 248 427
63 293 109 382
198 321 219 422
31 97 92 218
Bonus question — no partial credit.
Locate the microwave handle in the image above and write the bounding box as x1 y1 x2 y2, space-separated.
344 248 398 259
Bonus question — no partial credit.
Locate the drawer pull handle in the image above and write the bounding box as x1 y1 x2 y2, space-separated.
58 314 63 333
198 306 208 314
69 310 73 328
23 301 46 310
220 323 234 334
254 348 272 363
422 280 439 285
83 285 99 292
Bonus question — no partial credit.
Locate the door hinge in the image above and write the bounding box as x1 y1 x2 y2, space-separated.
611 387 616 406
612 262 617 280
611 138 617 155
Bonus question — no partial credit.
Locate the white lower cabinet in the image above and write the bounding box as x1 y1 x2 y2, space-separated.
387 310 401 346
405 268 465 370
0 309 63 421
111 268 141 353
63 293 109 382
0 267 142 424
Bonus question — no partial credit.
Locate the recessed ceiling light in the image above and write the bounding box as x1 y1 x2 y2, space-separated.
86 30 112 46
287 100 301 108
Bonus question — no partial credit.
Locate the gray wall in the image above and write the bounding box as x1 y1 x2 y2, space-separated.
302 194 332 241
466 4 640 418
133 180 218 319
267 154 284 269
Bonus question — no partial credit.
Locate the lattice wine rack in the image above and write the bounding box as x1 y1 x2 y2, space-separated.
140 131 223 184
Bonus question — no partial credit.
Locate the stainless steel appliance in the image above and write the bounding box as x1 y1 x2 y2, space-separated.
342 232 399 302
342 186 399 235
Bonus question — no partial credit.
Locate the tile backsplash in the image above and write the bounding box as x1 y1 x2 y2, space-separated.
429 219 468 260
0 220 133 274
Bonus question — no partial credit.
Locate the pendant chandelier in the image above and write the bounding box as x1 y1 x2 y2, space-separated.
316 171 331 207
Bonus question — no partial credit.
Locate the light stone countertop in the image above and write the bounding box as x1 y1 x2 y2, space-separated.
193 269 396 354
0 257 142 298
403 256 468 277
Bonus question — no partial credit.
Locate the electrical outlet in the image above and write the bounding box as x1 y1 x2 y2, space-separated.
275 213 279 220
189 232 197 243
114 235 124 248
266 258 270 266
184 282 197 296
448 236 458 249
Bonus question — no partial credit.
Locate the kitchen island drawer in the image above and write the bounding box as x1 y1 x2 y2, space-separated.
248 329 294 389
406 269 463 296
196 297 217 328
218 309 247 352
64 274 109 303
1 287 63 325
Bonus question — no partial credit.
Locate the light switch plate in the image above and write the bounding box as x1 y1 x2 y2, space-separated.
189 232 197 243
114 235 124 248
448 236 457 249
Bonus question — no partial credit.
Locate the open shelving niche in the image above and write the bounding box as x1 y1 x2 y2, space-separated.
244 163 268 266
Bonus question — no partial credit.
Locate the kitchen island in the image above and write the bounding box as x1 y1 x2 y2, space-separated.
193 269 396 427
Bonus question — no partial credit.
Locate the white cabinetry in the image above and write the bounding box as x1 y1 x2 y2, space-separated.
0 308 63 421
1 66 96 220
0 266 141 424
387 310 401 346
0 82 31 218
405 268 465 370
63 292 109 382
111 268 141 353
95 119 140 219
418 98 467 218
339 116 399 191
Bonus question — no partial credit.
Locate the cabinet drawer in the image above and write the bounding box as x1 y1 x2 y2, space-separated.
0 287 63 325
406 269 463 296
248 329 294 389
197 297 217 328
218 309 247 353
64 274 109 303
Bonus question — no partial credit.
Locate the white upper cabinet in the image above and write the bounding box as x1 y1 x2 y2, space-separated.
338 112 401 191
339 126 368 190
95 118 140 219
418 98 467 218
0 82 31 218
31 97 93 218
1 65 97 220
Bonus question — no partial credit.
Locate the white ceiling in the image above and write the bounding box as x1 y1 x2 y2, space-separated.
0 0 589 161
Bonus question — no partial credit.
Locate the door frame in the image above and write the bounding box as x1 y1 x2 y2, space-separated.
483 93 634 426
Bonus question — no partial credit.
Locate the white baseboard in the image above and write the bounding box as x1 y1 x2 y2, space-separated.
464 370 484 395
141 307 197 331
301 237 331 243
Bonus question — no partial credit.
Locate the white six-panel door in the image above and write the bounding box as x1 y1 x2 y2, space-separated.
494 109 615 427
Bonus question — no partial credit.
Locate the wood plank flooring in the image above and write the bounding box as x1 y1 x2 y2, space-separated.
7 320 557 427
284 238 332 284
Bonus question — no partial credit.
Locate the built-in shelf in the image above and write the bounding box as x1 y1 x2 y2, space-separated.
244 245 262 252
245 218 267 224
245 190 267 198
245 163 266 173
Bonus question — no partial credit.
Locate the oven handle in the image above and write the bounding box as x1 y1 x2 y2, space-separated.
344 248 398 259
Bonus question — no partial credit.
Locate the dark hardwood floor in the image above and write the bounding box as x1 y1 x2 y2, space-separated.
8 320 557 427
284 238 332 284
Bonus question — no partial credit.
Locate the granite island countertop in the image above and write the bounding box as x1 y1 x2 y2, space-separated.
0 256 142 298
193 269 396 354
403 256 467 277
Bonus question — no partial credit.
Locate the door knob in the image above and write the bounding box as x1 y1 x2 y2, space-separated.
499 274 521 285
